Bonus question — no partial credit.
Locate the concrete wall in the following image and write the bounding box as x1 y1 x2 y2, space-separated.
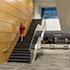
33 0 56 19
33 6 41 19
56 0 70 32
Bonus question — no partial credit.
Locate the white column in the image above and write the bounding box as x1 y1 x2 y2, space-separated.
33 6 41 19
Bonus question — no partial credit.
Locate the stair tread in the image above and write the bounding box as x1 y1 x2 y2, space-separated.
8 59 30 61
11 53 30 56
14 48 29 51
12 50 30 53
16 45 29 48
15 46 29 48
10 56 30 59
8 59 30 62
16 44 29 46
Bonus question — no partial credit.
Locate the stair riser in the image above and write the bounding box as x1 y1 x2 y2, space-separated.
11 54 30 56
13 48 29 51
9 57 30 59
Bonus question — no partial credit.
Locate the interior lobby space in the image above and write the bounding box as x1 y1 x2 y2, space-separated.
0 0 70 70
1 50 70 70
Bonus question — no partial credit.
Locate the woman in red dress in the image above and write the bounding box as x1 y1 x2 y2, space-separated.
19 23 25 42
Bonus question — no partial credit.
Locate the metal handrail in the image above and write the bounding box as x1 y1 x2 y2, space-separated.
29 19 45 63
29 27 37 50
29 25 38 63
29 24 43 63
29 24 42 49
31 37 42 63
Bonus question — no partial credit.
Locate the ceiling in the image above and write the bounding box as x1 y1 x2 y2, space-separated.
35 0 55 7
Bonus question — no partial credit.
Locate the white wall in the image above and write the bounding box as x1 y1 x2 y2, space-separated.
33 0 56 19
45 18 61 31
56 0 70 32
33 6 41 19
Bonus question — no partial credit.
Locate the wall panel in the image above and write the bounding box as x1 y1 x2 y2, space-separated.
0 0 33 63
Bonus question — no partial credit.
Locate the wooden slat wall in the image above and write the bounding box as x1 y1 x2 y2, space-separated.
0 0 33 63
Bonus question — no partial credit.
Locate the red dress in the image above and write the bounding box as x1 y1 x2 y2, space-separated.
19 26 25 34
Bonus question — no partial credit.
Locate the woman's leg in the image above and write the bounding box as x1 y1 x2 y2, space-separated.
20 34 23 42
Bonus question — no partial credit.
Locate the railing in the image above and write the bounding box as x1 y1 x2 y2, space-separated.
31 37 42 63
29 27 36 62
29 19 47 63
29 26 43 63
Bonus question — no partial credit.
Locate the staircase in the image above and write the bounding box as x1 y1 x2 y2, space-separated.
8 19 42 63
8 44 30 63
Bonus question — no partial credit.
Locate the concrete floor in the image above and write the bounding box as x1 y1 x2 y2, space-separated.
0 49 70 70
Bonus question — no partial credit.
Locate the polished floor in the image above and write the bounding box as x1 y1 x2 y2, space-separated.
0 49 70 70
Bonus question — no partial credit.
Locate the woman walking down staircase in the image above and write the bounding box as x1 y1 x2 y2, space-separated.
8 19 42 63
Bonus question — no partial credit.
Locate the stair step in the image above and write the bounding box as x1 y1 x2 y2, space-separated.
9 56 30 59
12 51 30 54
8 59 30 63
11 53 30 56
15 46 29 49
13 48 29 51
